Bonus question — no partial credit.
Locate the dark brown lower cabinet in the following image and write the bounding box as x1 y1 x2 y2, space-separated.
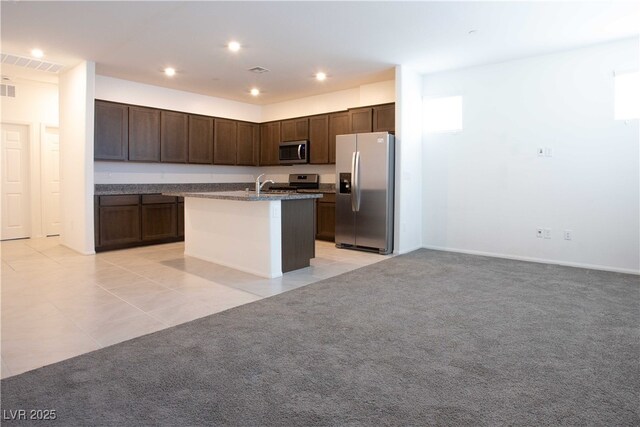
95 194 184 251
141 195 177 241
281 199 315 273
98 204 141 247
316 193 336 241
178 201 185 237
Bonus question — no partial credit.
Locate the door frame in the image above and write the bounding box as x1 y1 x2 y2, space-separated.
40 123 60 236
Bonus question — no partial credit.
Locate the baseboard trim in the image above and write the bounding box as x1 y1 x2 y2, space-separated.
395 244 423 255
421 245 640 275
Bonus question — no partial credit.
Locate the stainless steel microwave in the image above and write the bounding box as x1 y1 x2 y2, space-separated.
279 140 309 164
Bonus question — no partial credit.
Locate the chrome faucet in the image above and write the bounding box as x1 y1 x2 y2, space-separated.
255 174 274 196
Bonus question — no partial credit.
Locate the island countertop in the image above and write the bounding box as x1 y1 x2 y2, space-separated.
164 190 323 201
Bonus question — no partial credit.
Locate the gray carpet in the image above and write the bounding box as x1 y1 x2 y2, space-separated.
1 249 638 426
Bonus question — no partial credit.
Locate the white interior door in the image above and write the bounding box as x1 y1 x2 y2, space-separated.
1 124 31 240
42 127 60 236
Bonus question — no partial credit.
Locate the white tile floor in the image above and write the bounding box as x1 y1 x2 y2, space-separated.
1 237 386 378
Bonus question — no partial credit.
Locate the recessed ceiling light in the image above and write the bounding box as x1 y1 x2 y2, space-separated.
31 49 44 59
250 88 260 96
316 72 327 81
228 41 241 52
164 67 176 77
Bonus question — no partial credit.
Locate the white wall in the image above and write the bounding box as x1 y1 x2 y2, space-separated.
59 61 95 254
0 78 58 238
262 80 395 122
96 76 261 122
422 38 639 273
394 67 423 254
94 162 336 185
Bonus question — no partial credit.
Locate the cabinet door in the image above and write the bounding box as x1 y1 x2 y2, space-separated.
316 193 336 241
129 106 160 162
237 122 259 166
328 112 349 164
259 124 271 165
188 115 214 164
281 118 309 141
161 111 188 163
281 199 315 273
270 122 282 165
309 115 329 164
214 119 237 165
177 202 184 238
349 107 373 133
316 201 336 241
95 101 128 161
141 203 177 241
373 104 395 132
260 122 281 166
99 205 140 246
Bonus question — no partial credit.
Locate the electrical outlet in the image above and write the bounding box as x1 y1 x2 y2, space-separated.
537 147 545 157
536 228 544 238
564 230 573 240
544 228 551 239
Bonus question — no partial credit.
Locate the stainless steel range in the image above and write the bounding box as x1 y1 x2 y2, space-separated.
267 174 320 193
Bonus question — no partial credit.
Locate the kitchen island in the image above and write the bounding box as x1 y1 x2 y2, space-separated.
165 191 322 278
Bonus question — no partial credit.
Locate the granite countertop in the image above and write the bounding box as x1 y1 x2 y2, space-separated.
297 188 335 194
95 183 335 196
164 190 323 201
94 183 251 196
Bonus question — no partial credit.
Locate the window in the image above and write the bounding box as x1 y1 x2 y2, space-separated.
614 71 639 120
423 95 463 133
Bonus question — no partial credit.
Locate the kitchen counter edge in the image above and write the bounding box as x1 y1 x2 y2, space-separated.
163 191 324 201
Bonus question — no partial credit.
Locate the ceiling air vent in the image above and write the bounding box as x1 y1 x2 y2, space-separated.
1 84 16 98
248 66 269 74
1 52 64 73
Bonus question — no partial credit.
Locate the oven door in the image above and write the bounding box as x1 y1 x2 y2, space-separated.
279 141 309 164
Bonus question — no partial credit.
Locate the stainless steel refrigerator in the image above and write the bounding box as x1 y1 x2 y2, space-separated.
335 132 394 254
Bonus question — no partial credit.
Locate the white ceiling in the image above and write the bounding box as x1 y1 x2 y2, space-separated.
1 1 638 105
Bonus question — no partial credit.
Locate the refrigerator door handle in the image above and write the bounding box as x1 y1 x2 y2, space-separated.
350 152 357 212
353 151 361 212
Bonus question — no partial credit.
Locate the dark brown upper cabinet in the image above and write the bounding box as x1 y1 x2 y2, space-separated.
373 103 395 133
94 99 393 166
349 107 373 133
160 111 188 163
328 111 350 164
309 115 329 164
188 115 214 164
95 100 128 161
214 118 237 165
281 118 309 141
260 122 281 166
237 122 259 166
129 106 160 162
